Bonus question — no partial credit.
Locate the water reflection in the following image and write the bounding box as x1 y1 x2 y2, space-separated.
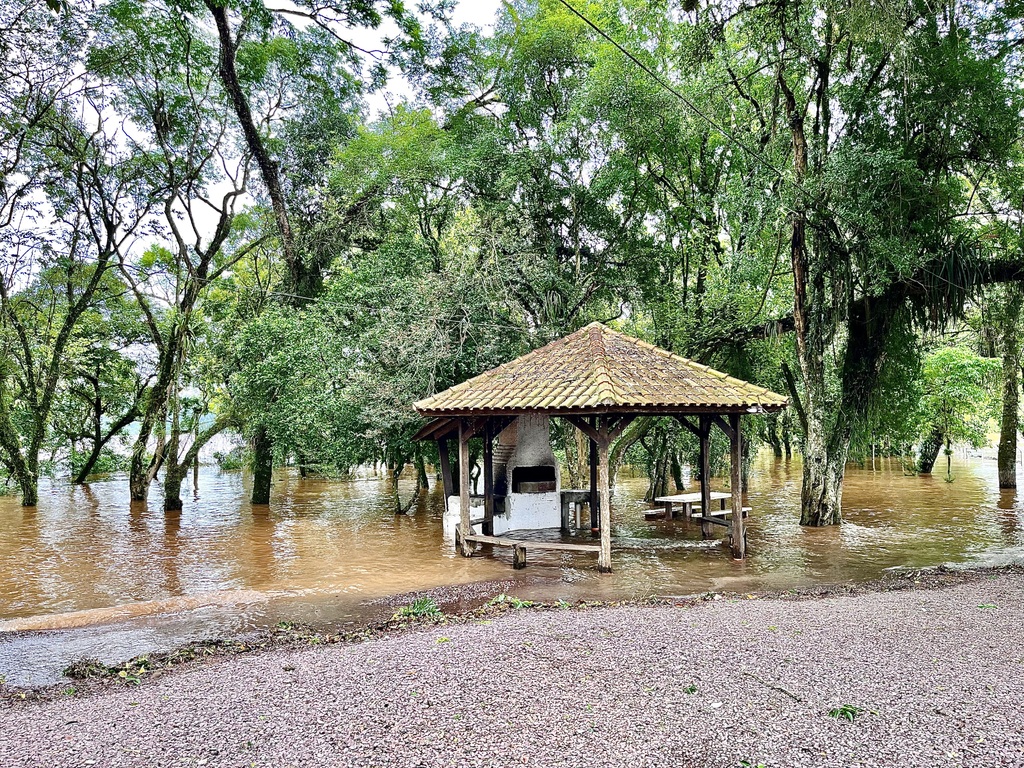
0 454 1022 684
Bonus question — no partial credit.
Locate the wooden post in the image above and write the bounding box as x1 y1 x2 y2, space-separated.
699 415 712 540
437 437 454 504
730 413 745 559
458 421 473 557
560 494 571 533
483 420 494 536
597 434 612 573
589 433 599 534
513 544 526 569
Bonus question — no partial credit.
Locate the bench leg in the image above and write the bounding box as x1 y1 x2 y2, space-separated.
513 545 526 569
664 501 673 521
560 498 570 534
684 502 693 520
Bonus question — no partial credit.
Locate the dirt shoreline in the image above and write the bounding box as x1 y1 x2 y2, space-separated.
2 562 1020 703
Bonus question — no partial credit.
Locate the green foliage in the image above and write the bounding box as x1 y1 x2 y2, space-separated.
920 347 999 450
487 594 535 609
394 597 442 619
213 447 247 471
828 704 865 722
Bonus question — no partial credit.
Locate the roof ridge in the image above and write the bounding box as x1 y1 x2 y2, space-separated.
589 324 619 405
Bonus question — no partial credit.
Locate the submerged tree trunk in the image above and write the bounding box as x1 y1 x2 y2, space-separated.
251 425 273 505
918 424 945 474
130 407 166 502
799 403 850 526
766 413 784 459
415 448 429 490
782 411 793 459
998 290 1022 488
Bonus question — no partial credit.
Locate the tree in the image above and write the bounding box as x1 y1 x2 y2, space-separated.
919 347 998 481
0 1 157 504
991 286 1023 488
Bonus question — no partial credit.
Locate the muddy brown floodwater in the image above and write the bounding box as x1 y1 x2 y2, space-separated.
0 453 1022 685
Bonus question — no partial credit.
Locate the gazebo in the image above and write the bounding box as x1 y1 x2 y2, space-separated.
413 323 787 572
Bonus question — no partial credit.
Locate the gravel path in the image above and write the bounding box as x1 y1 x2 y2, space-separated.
2 574 1023 768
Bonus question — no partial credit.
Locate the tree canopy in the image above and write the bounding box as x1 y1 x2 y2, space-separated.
1 0 1023 514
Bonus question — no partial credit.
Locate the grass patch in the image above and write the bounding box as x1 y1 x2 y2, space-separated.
393 597 442 620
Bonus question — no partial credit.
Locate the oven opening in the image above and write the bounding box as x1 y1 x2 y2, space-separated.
511 465 556 494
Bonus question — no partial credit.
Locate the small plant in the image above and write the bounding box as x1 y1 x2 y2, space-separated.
394 597 442 619
683 684 698 694
739 761 767 768
436 636 451 644
487 593 535 609
977 603 998 609
828 704 864 722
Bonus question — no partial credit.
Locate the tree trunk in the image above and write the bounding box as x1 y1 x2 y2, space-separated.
164 466 184 511
918 424 945 474
998 294 1021 488
17 463 38 506
766 413 784 458
415 449 429 490
799 403 850 526
251 425 273 505
163 381 184 511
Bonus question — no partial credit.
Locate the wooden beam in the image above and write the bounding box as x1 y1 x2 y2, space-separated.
597 435 612 573
483 419 494 536
414 417 458 442
698 415 712 540
730 413 745 559
673 415 702 438
563 414 600 443
711 415 735 441
589 433 599 533
458 420 473 557
607 415 636 442
437 437 454 501
461 533 601 553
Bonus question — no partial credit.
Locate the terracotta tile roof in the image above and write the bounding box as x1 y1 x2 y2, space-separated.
414 323 788 416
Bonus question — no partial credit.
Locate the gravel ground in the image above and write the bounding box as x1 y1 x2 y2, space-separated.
2 573 1023 768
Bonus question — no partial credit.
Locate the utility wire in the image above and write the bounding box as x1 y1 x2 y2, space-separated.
554 0 800 196
553 0 989 298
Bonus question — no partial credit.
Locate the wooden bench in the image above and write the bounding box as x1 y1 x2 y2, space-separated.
458 530 601 569
691 507 752 527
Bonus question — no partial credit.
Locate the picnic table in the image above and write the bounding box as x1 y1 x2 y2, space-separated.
649 491 751 540
652 491 730 520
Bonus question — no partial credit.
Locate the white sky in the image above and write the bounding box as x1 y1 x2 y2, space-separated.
364 0 505 118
